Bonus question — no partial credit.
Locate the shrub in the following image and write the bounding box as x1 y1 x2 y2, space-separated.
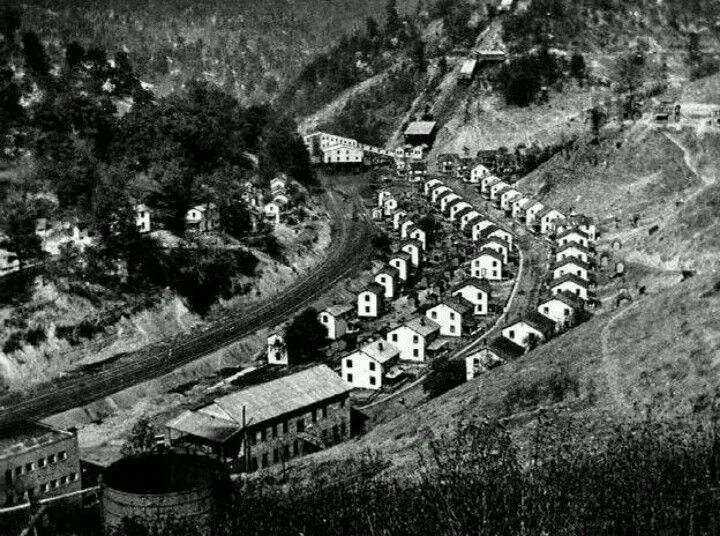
2 332 23 354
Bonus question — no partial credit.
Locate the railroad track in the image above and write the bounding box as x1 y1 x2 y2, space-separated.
0 191 375 427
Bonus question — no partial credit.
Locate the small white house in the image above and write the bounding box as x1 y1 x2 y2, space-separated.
424 179 444 196
465 348 502 381
267 332 288 366
0 249 20 275
135 204 151 234
557 228 591 249
470 164 490 184
270 176 287 194
471 219 495 241
319 304 354 340
186 202 220 233
460 210 482 231
537 293 581 331
400 219 415 239
525 202 545 227
552 258 592 281
501 313 555 350
393 210 408 230
556 243 592 264
378 189 393 207
449 201 473 221
452 278 491 316
264 201 281 225
480 237 510 263
389 252 412 281
482 226 514 249
550 275 590 301
375 266 400 299
409 226 427 250
489 181 510 201
426 297 474 337
440 192 461 213
481 175 501 195
470 250 504 281
387 316 440 362
357 283 385 318
401 240 423 267
383 197 399 216
341 340 400 390
500 190 521 212
431 185 452 204
537 208 565 235
512 197 532 220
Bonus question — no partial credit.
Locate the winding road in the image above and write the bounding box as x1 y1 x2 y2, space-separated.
0 186 374 428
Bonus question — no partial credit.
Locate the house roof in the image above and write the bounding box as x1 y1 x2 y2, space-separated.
446 198 464 211
409 226 425 236
556 227 590 240
404 121 437 136
403 316 440 337
437 154 460 163
551 274 589 289
455 206 474 219
364 282 386 295
514 197 532 208
488 337 525 360
323 303 354 318
484 177 501 188
360 340 400 364
490 181 510 191
480 236 511 250
166 410 242 444
473 249 504 263
452 277 491 294
390 251 412 262
425 179 444 189
527 201 545 211
494 185 512 197
539 291 582 310
437 296 473 315
376 265 400 278
465 214 483 226
537 206 564 220
436 190 454 202
0 422 74 460
198 365 351 427
552 257 592 271
505 311 555 337
556 242 592 256
401 238 424 250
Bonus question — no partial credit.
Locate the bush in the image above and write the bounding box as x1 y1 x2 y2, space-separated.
2 332 23 354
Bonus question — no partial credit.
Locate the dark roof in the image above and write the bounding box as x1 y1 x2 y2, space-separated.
551 274 589 289
552 258 592 271
436 189 454 202
523 311 557 335
401 238 423 250
438 153 460 163
539 291 582 310
436 295 473 315
489 337 525 360
455 206 474 219
405 121 437 136
166 411 243 444
0 422 74 459
446 198 464 211
480 236 511 250
556 242 592 255
376 265 400 278
557 227 590 240
473 249 504 263
452 277 492 293
364 282 386 295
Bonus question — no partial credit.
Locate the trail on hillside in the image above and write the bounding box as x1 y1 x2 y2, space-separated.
663 131 714 205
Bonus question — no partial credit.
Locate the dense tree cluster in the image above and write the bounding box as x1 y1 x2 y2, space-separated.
495 49 566 107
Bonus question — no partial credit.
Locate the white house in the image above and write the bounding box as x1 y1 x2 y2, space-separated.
471 219 495 241
452 278 491 315
424 178 444 196
401 240 423 267
556 228 591 249
537 207 565 235
550 275 590 301
400 219 415 239
387 316 440 362
270 176 287 195
304 131 359 154
470 164 490 184
409 226 427 250
378 190 392 207
556 243 592 264
480 237 510 263
512 197 532 220
342 339 400 390
134 204 151 234
470 250 503 281
431 185 452 204
480 175 501 195
264 201 281 225
267 332 288 366
537 293 582 331
449 201 473 221
411 144 428 160
186 202 220 233
552 258 592 281
426 297 474 337
393 210 408 230
460 210 482 231
525 201 545 227
375 266 400 299
389 252 412 281
319 304 354 340
481 225 514 249
501 313 555 350
0 249 20 275
383 197 399 216
440 192 461 213
500 190 521 212
465 348 502 381
323 144 364 164
557 216 597 241
489 181 510 201
357 283 385 318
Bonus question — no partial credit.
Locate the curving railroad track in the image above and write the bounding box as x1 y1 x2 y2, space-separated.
0 188 375 428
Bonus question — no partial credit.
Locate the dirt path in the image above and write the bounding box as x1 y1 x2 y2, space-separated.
663 130 713 204
600 299 643 412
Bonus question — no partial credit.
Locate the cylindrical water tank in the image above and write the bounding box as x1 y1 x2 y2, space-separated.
102 453 230 536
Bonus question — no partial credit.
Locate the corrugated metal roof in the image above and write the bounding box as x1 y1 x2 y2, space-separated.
200 365 350 426
166 410 241 443
404 121 437 136
360 340 400 364
404 316 440 337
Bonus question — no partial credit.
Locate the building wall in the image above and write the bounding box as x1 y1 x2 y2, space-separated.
375 274 396 299
0 433 81 506
401 245 421 267
389 259 408 281
426 305 462 337
267 334 288 366
387 326 428 362
471 256 502 280
558 234 589 248
557 248 590 264
538 300 574 328
243 394 351 471
553 264 589 281
358 292 380 318
342 353 386 390
501 323 544 349
453 287 488 315
319 312 347 340
553 282 588 300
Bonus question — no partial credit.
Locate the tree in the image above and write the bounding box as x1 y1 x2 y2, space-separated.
284 307 327 365
424 356 465 398
121 418 157 457
569 52 586 83
385 0 402 38
0 7 21 46
21 31 49 79
588 105 607 143
0 197 45 264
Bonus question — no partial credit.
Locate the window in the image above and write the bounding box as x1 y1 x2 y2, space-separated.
333 425 340 442
50 480 58 489
364 294 370 302
493 271 498 277
412 335 419 343
431 311 437 319
58 451 67 461
369 362 376 371
564 308 570 316
322 405 328 418
340 419 347 437
283 421 289 434
450 325 456 334
47 455 55 464
391 334 398 342
543 307 549 314
261 429 267 442
365 307 371 314
25 463 33 473
60 476 67 485
297 419 305 433
262 454 268 468
312 409 317 422
509 330 515 339
37 458 45 468
14 467 22 477
369 376 376 386
69 473 78 482
272 424 278 438
39 483 48 493
477 292 483 300
322 314 328 323
413 349 419 358
493 261 498 267
347 373 353 382
450 312 455 320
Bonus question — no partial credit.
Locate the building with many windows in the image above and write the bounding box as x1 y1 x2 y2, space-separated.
0 422 81 507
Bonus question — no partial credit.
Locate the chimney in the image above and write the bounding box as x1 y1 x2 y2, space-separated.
378 342 384 351
420 317 426 326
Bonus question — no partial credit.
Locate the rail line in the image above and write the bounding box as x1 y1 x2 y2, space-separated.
0 191 375 427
